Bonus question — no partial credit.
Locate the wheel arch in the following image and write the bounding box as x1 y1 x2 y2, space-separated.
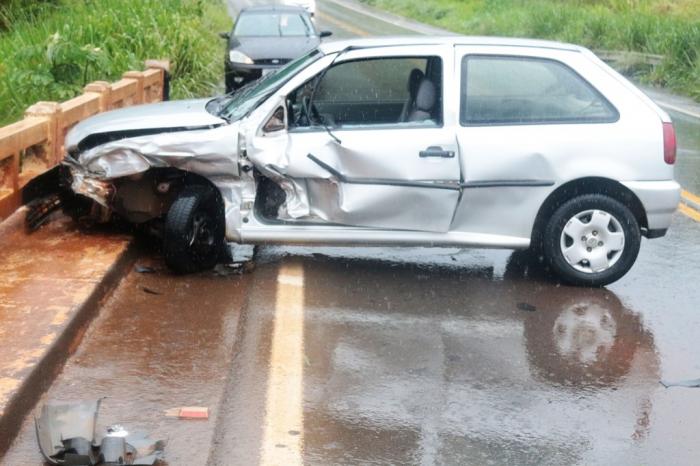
531 177 648 248
111 167 225 223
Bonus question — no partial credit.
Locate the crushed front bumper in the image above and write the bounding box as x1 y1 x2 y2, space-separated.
67 168 115 207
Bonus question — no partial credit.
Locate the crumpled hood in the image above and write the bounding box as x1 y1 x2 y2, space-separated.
73 122 242 179
66 98 225 152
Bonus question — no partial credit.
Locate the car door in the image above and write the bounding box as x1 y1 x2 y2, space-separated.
279 45 461 233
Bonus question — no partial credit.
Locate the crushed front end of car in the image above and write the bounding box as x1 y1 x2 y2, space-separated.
61 98 249 239
57 95 265 272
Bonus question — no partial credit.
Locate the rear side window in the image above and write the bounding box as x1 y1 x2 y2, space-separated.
461 56 618 125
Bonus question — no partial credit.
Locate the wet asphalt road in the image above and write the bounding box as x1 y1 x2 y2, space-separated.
4 1 700 465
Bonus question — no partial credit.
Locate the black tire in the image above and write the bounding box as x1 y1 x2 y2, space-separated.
543 194 641 287
163 185 225 274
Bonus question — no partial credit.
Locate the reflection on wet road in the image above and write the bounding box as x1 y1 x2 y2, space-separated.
292 252 659 465
205 235 700 466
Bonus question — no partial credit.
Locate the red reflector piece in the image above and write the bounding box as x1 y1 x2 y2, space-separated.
165 406 209 419
663 122 676 165
179 406 209 419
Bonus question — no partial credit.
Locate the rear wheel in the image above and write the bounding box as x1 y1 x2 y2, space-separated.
543 194 641 286
164 185 225 273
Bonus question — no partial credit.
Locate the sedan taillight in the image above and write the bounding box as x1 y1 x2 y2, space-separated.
663 122 676 165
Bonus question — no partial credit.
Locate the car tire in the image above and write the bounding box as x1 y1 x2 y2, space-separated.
543 194 641 287
164 185 225 274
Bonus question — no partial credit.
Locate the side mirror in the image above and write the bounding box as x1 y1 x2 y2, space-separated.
320 31 333 38
263 106 286 133
218 32 230 40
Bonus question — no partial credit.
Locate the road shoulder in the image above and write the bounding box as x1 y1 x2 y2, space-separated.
0 210 134 456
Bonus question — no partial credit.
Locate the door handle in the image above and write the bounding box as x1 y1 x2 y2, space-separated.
419 146 455 158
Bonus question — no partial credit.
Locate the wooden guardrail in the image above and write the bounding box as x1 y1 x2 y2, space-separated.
0 60 170 220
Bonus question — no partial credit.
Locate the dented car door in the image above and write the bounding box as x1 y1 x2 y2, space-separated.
255 45 461 233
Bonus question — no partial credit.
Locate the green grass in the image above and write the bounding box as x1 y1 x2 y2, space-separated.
0 0 231 125
362 0 700 101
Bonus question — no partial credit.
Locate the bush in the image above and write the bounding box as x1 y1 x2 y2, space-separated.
0 0 230 125
361 0 700 101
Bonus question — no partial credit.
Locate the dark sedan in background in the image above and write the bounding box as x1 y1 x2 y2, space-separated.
221 5 331 92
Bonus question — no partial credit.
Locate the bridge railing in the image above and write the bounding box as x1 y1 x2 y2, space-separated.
0 60 170 220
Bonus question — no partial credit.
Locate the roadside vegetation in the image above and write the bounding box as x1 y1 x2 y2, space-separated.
362 0 700 101
0 0 230 125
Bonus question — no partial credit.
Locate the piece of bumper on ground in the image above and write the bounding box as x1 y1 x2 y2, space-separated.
35 399 164 465
35 400 100 465
622 180 681 232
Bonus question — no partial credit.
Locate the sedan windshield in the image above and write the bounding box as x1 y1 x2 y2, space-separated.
234 12 313 37
218 49 323 122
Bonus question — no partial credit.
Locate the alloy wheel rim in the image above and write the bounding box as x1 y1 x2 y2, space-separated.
559 209 625 274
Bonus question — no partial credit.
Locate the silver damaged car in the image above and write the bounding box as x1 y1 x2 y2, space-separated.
63 37 681 285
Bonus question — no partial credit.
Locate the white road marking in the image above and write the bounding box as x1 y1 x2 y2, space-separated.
656 99 700 120
261 263 305 465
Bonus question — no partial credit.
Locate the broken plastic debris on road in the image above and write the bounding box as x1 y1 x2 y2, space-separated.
35 399 165 465
660 378 700 388
164 406 210 420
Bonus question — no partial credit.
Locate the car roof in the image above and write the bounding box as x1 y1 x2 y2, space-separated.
318 36 584 54
240 5 308 14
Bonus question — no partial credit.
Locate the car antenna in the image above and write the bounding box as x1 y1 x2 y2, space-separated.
308 45 355 145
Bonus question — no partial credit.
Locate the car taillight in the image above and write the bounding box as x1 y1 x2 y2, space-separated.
663 122 676 165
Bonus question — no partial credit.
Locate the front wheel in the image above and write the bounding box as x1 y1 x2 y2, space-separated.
543 194 641 287
164 185 225 274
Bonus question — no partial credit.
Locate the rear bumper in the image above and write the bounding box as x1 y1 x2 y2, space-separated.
621 180 681 234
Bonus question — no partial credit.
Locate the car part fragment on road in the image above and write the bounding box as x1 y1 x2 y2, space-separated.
517 302 537 312
660 378 700 388
25 194 62 231
35 400 165 465
134 265 157 274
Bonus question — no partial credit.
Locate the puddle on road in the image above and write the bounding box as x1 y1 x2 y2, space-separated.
212 243 700 466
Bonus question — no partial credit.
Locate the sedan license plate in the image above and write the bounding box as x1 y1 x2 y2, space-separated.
262 68 274 76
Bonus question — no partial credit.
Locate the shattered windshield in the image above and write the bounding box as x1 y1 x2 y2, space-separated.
218 49 323 122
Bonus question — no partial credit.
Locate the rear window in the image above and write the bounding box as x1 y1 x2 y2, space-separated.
460 55 618 125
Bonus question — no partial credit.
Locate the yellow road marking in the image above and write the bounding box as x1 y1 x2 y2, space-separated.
318 10 371 37
261 263 305 465
679 202 700 222
681 189 700 206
